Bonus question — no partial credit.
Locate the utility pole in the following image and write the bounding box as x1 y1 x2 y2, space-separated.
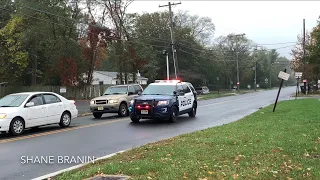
229 33 246 91
269 52 272 89
159 1 181 79
303 19 307 96
254 60 257 91
163 50 169 80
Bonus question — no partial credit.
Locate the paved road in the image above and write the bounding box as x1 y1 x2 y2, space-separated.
0 87 295 180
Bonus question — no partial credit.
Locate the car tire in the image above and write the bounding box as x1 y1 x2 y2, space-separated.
93 112 102 119
59 112 71 128
9 117 25 136
169 106 178 123
188 103 197 118
118 103 128 117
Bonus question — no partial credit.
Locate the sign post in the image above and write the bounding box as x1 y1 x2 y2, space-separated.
273 69 289 112
295 72 302 99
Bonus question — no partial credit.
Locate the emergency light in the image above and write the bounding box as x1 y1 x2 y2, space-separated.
155 80 181 83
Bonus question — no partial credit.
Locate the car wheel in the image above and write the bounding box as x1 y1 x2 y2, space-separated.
9 117 25 136
118 103 128 117
93 112 102 119
169 106 178 123
188 103 197 118
59 112 71 128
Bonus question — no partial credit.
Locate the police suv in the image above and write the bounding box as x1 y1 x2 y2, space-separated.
128 80 197 123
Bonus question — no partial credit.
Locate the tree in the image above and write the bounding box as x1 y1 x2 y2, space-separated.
0 15 29 83
175 10 215 46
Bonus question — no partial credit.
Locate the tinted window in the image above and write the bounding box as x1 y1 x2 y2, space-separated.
142 84 176 95
28 95 44 106
104 86 128 95
0 94 29 107
44 94 61 104
188 83 196 92
177 85 183 92
128 86 135 94
182 84 191 93
134 85 142 93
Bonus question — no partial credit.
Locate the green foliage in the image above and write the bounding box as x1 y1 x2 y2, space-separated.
0 15 29 82
0 1 295 88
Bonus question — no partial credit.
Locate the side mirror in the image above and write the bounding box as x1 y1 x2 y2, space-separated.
26 102 35 107
138 91 142 95
173 91 177 95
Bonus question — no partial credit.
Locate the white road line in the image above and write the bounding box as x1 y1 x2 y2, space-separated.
31 150 127 180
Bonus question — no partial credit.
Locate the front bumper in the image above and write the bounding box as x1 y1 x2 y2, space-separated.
90 103 120 113
0 118 11 132
129 105 171 119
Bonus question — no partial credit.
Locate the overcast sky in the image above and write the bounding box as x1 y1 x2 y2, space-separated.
127 1 320 59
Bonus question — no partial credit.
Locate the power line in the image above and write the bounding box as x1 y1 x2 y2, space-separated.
159 1 181 79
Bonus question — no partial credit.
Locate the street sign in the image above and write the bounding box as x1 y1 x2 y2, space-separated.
295 72 302 79
278 71 290 81
60 87 66 93
265 78 268 82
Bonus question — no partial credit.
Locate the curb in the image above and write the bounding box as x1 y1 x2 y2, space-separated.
31 150 127 180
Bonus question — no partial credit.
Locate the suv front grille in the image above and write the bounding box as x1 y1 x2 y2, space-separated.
96 100 107 104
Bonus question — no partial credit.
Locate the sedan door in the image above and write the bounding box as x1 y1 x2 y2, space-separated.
24 94 47 127
43 94 64 124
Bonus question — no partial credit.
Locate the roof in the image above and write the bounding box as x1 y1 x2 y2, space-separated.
109 84 141 88
10 91 58 95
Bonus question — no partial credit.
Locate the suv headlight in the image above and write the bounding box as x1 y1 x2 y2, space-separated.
0 113 7 119
90 100 95 105
109 99 119 104
157 100 169 106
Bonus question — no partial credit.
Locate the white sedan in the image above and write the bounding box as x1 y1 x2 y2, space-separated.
0 92 78 136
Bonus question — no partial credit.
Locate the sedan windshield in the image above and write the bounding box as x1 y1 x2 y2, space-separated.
104 86 128 95
0 94 29 107
142 84 176 95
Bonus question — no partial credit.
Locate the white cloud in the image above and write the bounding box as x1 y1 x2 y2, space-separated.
127 1 320 59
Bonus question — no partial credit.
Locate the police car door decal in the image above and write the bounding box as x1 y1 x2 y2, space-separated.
177 85 187 111
183 84 194 110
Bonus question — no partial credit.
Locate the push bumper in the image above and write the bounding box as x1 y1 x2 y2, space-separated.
0 118 11 132
90 104 120 113
129 106 171 119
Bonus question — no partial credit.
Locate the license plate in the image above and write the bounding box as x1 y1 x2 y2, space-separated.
98 106 103 110
141 110 148 114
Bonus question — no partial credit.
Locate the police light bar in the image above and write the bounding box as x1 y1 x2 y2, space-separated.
155 80 181 83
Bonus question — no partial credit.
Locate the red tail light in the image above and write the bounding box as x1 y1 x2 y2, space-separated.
145 105 150 109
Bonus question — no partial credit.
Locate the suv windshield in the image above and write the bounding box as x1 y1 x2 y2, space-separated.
104 86 128 95
0 94 29 107
142 84 176 95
